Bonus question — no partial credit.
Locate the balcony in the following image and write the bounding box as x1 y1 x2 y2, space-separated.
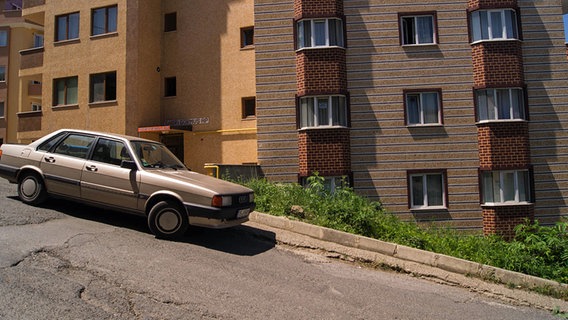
28 81 41 96
20 47 43 70
22 0 44 9
17 110 42 132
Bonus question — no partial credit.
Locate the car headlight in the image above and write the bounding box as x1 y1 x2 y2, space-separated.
212 195 232 207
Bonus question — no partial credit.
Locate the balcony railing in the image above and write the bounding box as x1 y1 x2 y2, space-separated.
28 81 41 96
20 47 43 69
22 0 44 9
18 110 42 132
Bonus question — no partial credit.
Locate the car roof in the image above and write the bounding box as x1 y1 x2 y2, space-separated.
48 129 159 144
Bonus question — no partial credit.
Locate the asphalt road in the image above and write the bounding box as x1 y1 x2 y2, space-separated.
0 178 561 319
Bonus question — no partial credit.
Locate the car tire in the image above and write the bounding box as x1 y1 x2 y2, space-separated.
148 201 189 239
18 172 48 205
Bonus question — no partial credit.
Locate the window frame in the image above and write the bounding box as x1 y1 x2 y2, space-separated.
470 8 520 43
480 169 532 205
475 87 526 122
298 95 348 129
53 76 79 107
89 71 117 103
0 101 4 118
404 89 443 126
0 66 6 82
407 170 448 210
91 5 118 36
55 12 80 42
296 17 345 50
398 12 438 46
242 97 256 119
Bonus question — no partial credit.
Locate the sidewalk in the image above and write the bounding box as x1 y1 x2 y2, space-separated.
245 211 568 313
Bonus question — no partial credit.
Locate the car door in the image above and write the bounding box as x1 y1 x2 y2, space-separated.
40 133 95 199
80 138 140 211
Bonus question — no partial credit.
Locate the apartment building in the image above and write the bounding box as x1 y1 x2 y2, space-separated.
255 0 568 237
7 0 568 236
15 0 257 172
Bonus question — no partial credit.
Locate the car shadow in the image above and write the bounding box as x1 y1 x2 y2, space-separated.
36 198 276 256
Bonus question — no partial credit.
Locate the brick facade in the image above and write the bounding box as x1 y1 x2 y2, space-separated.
477 122 530 170
472 41 524 88
294 0 343 19
468 0 518 10
482 205 534 240
298 128 351 176
296 48 347 96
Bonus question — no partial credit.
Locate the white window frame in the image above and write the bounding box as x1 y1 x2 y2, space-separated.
297 18 344 50
482 170 531 205
409 172 446 209
471 9 518 43
400 14 436 45
31 103 42 111
476 88 525 122
405 91 441 126
299 95 347 129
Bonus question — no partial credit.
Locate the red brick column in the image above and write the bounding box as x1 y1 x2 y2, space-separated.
482 205 534 240
477 122 530 170
298 128 351 176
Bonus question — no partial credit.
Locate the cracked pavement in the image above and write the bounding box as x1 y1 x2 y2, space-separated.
0 179 562 319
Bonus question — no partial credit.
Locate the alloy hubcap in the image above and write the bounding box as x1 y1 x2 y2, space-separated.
22 178 38 198
158 210 180 232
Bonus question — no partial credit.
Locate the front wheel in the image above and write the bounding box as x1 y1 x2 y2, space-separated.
147 201 189 239
18 172 48 205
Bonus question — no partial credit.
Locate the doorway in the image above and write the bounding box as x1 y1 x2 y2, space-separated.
160 134 185 163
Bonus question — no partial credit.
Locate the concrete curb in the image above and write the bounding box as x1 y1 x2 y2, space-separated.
249 211 568 298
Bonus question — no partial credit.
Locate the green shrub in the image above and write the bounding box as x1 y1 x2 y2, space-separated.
242 176 568 285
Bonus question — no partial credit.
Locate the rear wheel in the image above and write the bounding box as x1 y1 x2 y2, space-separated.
148 201 189 239
18 172 48 205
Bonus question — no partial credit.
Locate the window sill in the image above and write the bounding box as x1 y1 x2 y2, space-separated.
410 206 447 211
295 46 346 53
54 38 80 46
406 123 443 128
481 202 533 207
298 125 349 131
17 110 42 117
476 119 527 125
90 32 118 40
401 43 438 48
240 45 255 51
89 100 117 108
52 104 79 110
242 116 256 121
470 38 522 46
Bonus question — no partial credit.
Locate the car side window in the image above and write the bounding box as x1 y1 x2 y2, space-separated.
53 134 95 159
91 138 132 166
37 132 67 152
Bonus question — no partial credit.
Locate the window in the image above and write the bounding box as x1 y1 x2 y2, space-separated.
400 13 436 45
31 103 42 111
164 77 176 97
409 171 446 209
91 138 131 166
53 134 95 159
0 30 8 46
242 97 256 119
301 175 350 193
0 66 5 82
471 9 518 42
405 90 441 125
297 18 344 49
53 76 78 106
90 71 116 102
56 12 80 42
164 12 177 32
34 34 44 47
481 170 531 204
92 5 117 36
299 95 347 128
241 27 254 48
0 101 4 118
476 88 525 122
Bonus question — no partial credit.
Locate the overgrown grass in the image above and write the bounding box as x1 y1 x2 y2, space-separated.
242 175 568 287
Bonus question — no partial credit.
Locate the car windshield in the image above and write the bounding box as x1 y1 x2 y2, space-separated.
130 141 186 170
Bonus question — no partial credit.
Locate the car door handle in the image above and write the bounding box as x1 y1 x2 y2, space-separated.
86 165 98 172
44 157 55 163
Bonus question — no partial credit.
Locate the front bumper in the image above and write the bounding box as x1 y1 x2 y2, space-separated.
184 202 256 229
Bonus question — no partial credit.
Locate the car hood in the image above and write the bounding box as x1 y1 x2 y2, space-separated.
147 169 253 195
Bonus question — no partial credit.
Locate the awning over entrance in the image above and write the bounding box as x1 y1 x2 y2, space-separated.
137 125 192 133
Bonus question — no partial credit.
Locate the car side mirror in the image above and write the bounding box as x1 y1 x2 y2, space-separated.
121 160 138 170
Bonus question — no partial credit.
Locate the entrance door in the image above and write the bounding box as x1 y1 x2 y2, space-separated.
160 134 184 163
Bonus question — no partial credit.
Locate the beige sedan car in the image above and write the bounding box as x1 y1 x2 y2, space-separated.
0 129 255 239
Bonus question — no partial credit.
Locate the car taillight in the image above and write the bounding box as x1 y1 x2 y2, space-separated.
0 148 2 160
212 195 232 207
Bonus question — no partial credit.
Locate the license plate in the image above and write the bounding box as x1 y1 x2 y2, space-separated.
237 208 250 218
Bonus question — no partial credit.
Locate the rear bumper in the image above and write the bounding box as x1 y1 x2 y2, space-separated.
0 163 18 183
